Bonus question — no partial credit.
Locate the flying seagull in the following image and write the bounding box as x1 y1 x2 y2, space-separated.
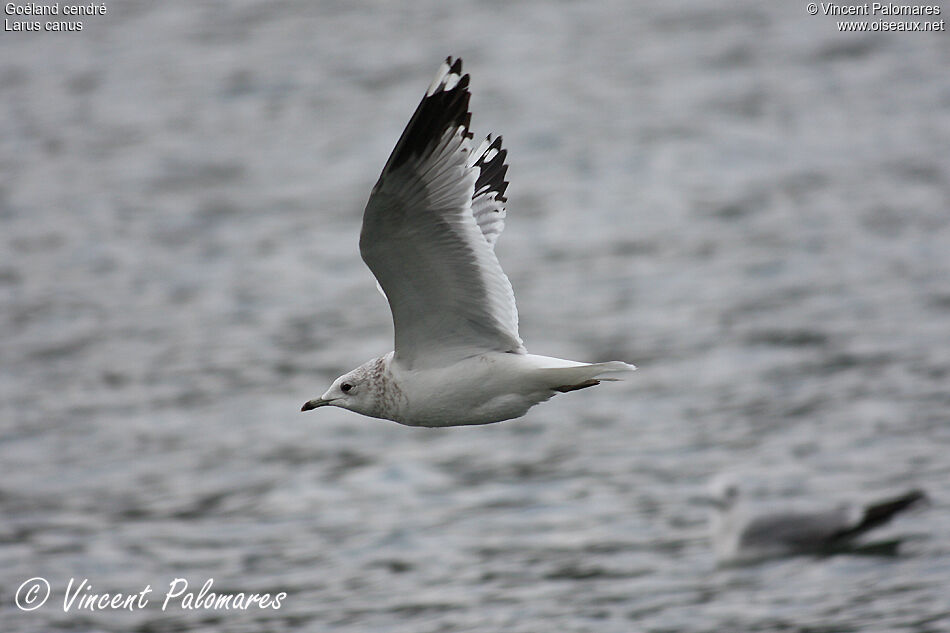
701 475 928 564
301 57 636 427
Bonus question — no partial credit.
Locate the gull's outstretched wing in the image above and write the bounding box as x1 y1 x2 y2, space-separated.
360 57 524 369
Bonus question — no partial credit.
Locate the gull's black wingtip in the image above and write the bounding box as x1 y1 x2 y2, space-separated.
382 57 473 174
832 488 930 542
473 134 510 203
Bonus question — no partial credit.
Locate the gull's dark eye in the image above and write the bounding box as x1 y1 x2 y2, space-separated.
341 382 353 393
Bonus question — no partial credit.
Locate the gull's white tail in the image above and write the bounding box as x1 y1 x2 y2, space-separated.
531 357 636 391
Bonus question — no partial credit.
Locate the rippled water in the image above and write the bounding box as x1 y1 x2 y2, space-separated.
3 1 949 631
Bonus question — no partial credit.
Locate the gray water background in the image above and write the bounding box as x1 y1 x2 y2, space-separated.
2 1 949 631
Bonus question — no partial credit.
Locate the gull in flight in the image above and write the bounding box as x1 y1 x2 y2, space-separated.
700 475 928 564
302 57 636 427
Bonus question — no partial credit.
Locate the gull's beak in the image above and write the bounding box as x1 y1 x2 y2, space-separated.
301 398 333 412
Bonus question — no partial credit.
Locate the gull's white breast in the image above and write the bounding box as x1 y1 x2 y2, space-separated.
389 352 558 427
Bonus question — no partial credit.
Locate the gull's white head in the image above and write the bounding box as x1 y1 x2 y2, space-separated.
701 474 743 513
301 360 381 417
694 474 749 564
